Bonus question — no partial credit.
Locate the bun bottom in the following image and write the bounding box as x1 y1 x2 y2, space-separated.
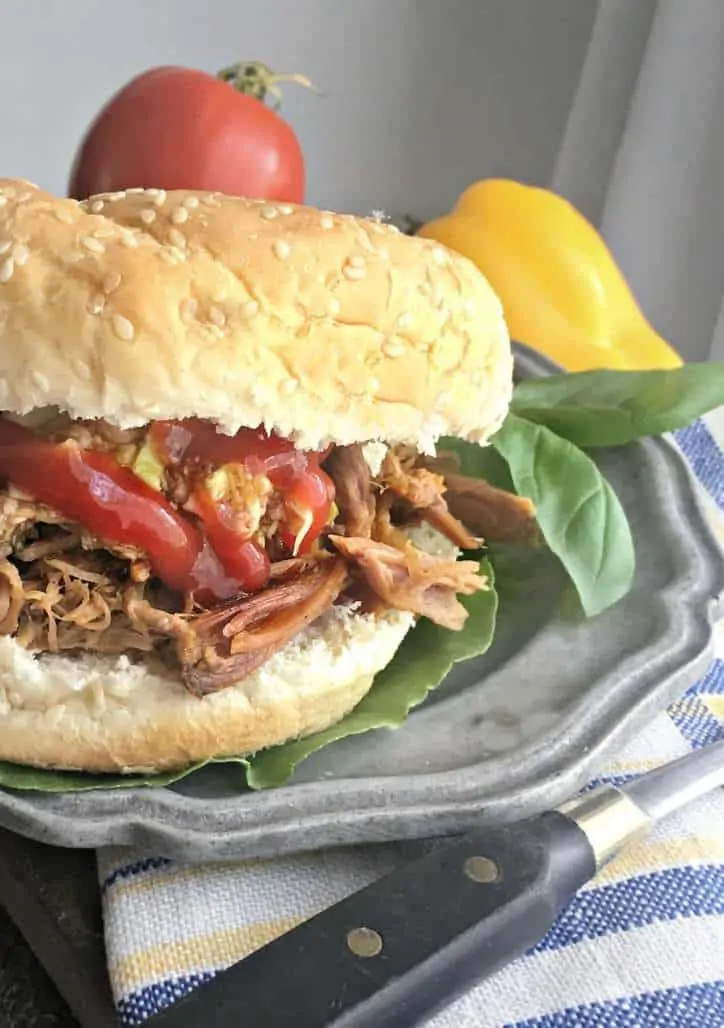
0 607 414 773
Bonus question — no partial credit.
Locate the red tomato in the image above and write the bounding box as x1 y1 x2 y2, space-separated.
68 62 307 203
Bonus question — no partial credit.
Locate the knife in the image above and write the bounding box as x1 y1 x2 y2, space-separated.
147 738 724 1028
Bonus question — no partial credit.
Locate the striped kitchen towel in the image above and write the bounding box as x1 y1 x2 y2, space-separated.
98 417 724 1028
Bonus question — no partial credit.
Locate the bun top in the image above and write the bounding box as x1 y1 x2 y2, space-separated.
0 178 512 451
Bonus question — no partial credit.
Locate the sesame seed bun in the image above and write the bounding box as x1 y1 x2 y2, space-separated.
0 178 512 452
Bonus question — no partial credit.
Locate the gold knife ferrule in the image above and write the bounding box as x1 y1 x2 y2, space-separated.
556 786 651 870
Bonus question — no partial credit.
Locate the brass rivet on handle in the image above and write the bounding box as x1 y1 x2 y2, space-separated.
464 856 500 883
346 926 383 958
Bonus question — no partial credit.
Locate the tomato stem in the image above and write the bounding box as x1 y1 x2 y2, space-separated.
217 61 317 110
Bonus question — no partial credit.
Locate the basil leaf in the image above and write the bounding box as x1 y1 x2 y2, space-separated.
492 414 634 616
438 435 514 491
511 364 724 448
246 560 497 789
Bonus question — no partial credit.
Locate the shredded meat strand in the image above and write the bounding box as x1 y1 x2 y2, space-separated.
380 452 481 550
330 535 487 631
0 560 24 635
423 460 537 543
324 445 375 537
180 558 349 696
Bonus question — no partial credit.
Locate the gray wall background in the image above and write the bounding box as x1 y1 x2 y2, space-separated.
0 0 597 220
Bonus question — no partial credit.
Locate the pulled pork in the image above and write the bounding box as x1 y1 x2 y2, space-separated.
0 430 536 695
330 536 485 631
324 445 375 538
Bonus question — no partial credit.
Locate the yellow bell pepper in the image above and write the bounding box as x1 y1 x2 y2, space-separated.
417 179 682 372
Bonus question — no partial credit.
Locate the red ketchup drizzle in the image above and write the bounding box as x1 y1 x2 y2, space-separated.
150 419 335 559
0 417 334 606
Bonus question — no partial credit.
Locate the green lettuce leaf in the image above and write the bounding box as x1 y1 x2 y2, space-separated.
510 363 724 448
246 558 497 788
0 760 208 792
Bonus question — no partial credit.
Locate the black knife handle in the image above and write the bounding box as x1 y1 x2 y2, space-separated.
147 811 595 1028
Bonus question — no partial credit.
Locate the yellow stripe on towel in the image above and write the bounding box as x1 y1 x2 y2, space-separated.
110 918 303 993
593 835 724 887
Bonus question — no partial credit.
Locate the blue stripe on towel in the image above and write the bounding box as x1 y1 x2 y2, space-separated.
118 971 217 1026
101 856 173 894
668 695 724 749
531 866 724 953
506 979 724 1028
674 422 724 507
687 659 724 696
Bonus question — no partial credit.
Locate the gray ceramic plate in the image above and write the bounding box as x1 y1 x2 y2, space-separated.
1 346 723 861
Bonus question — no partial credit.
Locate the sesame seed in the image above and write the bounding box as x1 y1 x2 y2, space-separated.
260 205 278 220
242 300 260 317
169 246 187 263
106 191 126 201
180 297 198 320
208 305 226 327
326 297 341 316
158 249 177 265
278 204 293 215
273 240 291 260
343 264 366 282
103 271 122 294
90 200 104 214
140 208 156 224
15 191 32 203
112 314 135 341
81 236 105 255
348 255 366 269
168 228 186 249
320 215 334 230
93 224 116 239
87 295 105 315
152 189 167 207
12 244 28 266
171 206 189 225
54 208 74 225
387 224 401 235
201 194 221 208
0 197 7 208
382 338 406 358
396 312 412 329
431 246 448 266
0 240 11 255
119 231 138 248
183 195 200 209
281 378 298 395
0 258 14 283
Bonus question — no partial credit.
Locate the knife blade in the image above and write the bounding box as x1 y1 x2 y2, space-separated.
147 737 724 1028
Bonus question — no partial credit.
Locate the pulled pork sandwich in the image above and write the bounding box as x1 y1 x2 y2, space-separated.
0 178 530 773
